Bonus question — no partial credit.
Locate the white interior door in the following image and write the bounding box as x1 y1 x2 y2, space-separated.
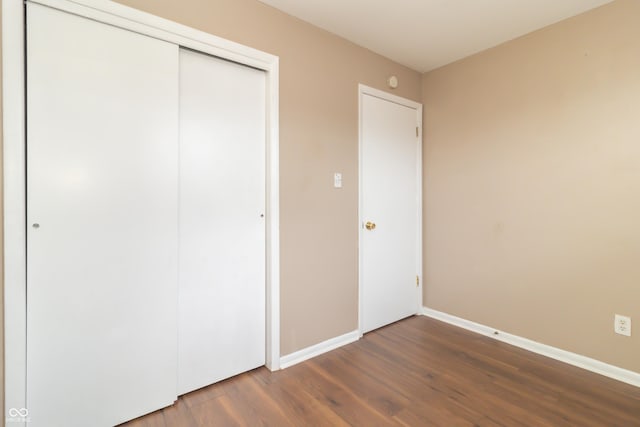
178 49 266 395
26 4 179 426
360 88 422 333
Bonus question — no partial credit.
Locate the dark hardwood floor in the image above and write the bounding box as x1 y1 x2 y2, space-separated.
122 316 640 426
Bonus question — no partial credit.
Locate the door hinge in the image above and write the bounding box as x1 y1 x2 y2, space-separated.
416 275 420 287
416 127 419 137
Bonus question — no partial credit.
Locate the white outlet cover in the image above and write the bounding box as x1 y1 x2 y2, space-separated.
614 314 631 337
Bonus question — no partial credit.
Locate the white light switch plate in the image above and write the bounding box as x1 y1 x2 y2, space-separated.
334 172 342 188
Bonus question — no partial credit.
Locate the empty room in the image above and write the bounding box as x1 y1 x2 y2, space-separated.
2 0 639 425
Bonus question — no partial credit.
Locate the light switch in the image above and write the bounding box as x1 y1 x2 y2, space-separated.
334 172 342 188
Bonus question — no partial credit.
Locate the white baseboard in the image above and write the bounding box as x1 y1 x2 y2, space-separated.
422 307 640 388
279 330 360 369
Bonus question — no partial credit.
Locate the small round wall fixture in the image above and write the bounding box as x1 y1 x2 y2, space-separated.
387 75 399 89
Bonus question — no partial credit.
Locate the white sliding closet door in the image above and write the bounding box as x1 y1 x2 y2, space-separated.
178 49 266 394
26 4 179 427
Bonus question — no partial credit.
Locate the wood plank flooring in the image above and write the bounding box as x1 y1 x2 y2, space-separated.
121 316 640 426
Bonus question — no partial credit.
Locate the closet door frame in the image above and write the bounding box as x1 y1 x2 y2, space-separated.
2 0 281 418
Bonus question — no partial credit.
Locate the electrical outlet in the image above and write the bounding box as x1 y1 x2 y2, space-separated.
614 314 631 337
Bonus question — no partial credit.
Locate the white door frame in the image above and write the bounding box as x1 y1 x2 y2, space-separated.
3 0 281 418
358 84 423 335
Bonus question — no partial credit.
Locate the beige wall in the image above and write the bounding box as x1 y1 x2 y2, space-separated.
0 0 421 396
423 0 640 373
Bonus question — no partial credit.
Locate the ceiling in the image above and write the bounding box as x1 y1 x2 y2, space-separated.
258 0 615 73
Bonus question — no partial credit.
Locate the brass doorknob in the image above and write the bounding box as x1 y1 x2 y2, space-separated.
365 221 376 231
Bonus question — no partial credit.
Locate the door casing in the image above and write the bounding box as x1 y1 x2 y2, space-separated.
2 0 281 419
358 84 423 335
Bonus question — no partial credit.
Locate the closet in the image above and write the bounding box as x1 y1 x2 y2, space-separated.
178 49 266 395
25 3 267 426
